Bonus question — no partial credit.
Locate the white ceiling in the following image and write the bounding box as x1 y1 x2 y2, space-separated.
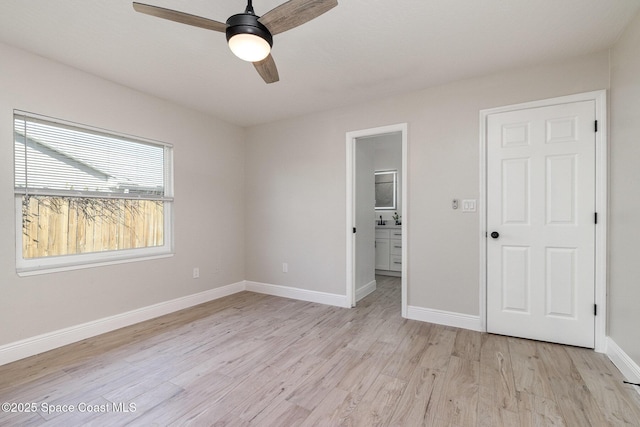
1 1 638 127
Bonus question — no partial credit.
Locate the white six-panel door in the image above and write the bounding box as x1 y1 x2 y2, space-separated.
487 100 596 348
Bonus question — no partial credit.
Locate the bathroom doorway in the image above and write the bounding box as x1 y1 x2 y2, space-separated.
346 124 407 315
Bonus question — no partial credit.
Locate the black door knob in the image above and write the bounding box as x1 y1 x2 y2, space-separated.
490 231 500 239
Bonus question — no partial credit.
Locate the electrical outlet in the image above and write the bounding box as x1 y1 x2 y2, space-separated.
282 263 288 273
193 267 200 279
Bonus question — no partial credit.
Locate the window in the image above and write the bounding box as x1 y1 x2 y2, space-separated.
14 111 173 275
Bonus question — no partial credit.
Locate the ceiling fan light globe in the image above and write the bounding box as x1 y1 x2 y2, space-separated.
228 33 271 62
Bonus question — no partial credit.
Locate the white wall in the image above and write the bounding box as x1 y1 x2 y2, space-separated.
355 139 375 296
245 50 610 314
610 11 640 368
0 42 245 346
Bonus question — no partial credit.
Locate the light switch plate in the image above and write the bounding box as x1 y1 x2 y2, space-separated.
462 199 477 212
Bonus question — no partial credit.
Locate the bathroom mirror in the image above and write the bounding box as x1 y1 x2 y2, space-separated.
375 170 397 210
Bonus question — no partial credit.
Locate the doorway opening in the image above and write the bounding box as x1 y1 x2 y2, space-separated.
346 123 408 315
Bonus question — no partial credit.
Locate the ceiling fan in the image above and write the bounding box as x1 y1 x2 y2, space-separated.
133 0 338 84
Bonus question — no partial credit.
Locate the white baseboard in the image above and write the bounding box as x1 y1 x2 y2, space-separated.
407 305 483 332
245 281 350 308
0 281 245 366
356 279 376 302
375 270 401 277
607 337 640 395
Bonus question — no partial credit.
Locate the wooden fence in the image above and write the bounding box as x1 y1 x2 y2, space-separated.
22 196 164 259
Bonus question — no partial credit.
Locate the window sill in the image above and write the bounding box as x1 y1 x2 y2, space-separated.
16 252 174 277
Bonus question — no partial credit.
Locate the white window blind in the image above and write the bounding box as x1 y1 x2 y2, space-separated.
14 111 173 201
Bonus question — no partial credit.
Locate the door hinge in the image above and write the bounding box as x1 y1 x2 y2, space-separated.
594 304 597 316
594 212 598 224
353 227 356 234
594 120 598 132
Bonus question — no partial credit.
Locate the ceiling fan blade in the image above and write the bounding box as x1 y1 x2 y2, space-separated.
253 54 280 84
133 2 227 32
259 0 337 35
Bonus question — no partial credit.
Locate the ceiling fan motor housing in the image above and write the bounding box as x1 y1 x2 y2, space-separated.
225 13 273 47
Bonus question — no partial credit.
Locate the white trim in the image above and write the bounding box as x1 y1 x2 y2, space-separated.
479 109 488 332
607 337 640 396
479 90 607 352
0 281 245 366
356 279 377 302
346 123 408 317
375 270 401 277
401 125 408 317
346 132 355 307
407 306 483 332
245 281 350 308
17 253 174 277
14 109 174 148
593 91 608 353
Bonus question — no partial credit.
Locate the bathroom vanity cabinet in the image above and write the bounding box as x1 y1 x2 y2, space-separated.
375 227 402 276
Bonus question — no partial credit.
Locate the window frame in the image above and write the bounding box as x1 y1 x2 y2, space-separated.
14 111 174 276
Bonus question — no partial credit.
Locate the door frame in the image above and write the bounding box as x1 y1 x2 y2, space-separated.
479 90 607 352
346 123 408 315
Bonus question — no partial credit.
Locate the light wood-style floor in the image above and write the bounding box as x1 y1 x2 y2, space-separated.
1 276 639 426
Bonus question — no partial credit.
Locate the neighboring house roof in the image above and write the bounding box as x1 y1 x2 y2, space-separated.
15 131 112 180
15 131 115 192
